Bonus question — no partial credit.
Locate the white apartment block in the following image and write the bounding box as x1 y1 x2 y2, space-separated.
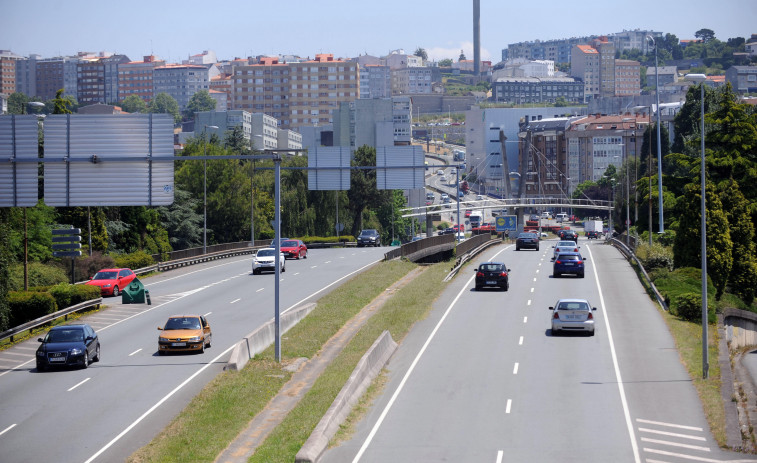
391 67 433 94
359 64 391 99
153 64 217 110
251 112 279 151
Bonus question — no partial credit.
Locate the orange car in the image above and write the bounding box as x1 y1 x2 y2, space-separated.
157 315 212 354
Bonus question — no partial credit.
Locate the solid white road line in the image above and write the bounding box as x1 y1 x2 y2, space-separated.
641 437 710 452
0 424 16 436
637 418 703 431
639 427 706 441
586 245 640 463
68 377 90 392
129 349 142 356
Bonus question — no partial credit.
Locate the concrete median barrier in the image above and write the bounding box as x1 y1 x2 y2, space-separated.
225 303 316 371
295 330 397 463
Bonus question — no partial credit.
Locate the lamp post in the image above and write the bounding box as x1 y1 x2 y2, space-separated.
251 135 263 247
203 125 219 254
22 102 45 291
686 73 708 379
648 35 664 234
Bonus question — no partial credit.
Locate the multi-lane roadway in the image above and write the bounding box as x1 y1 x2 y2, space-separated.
322 240 754 463
0 246 386 463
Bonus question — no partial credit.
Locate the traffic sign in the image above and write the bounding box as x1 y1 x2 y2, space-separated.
52 228 82 258
496 215 517 232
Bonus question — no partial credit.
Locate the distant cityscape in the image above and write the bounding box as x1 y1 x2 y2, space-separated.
1 28 756 201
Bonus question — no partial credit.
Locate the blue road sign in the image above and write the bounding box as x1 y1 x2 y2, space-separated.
496 215 518 232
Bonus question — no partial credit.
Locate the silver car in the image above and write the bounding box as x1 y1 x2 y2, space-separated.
552 240 580 260
550 298 597 336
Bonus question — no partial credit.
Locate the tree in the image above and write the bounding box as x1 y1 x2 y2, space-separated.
719 179 757 304
554 96 569 107
120 95 148 113
458 50 467 61
673 181 732 299
149 92 181 124
438 58 453 67
183 90 216 121
414 47 428 61
224 126 248 155
52 89 74 114
695 28 716 43
7 92 29 114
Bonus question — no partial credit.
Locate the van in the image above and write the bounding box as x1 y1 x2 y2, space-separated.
555 213 568 223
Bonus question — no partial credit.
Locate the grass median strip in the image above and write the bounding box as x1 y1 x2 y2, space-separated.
127 259 420 463
249 261 450 462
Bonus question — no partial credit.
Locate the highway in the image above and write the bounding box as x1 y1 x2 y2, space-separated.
0 246 386 463
321 240 752 462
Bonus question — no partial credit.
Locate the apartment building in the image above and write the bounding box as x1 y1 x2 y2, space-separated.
391 67 434 94
725 66 757 93
502 30 661 63
571 38 616 101
0 50 23 96
287 54 359 129
359 64 391 99
251 112 279 150
76 55 129 105
14 54 39 97
646 65 678 86
614 59 641 96
118 55 165 103
517 118 571 199
153 63 217 110
277 129 303 152
492 77 584 104
230 57 291 128
196 110 253 144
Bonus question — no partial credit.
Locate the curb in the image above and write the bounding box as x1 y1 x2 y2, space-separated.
224 302 317 371
295 331 397 463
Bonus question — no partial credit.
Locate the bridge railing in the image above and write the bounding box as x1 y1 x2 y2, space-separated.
401 197 613 218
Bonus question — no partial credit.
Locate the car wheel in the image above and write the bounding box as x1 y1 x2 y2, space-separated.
206 334 212 348
199 341 205 354
589 330 595 337
516 246 520 251
93 344 100 362
552 327 559 336
579 273 585 278
112 286 119 297
553 271 559 278
282 263 286 272
303 251 307 259
475 285 481 291
36 362 45 372
81 355 89 369
158 349 165 355
536 246 539 251
504 282 509 291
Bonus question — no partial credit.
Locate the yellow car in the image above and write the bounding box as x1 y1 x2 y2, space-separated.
158 315 212 354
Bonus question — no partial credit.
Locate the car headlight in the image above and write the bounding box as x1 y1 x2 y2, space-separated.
187 336 201 342
103 284 112 288
70 348 83 355
159 337 169 342
36 351 45 357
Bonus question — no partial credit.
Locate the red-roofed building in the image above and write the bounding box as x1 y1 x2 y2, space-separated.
118 55 165 103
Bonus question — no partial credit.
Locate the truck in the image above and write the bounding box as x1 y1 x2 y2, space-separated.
584 220 604 235
469 211 483 228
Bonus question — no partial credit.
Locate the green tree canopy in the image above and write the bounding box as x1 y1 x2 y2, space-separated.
348 145 382 237
120 95 148 113
695 28 716 43
149 92 181 124
719 179 757 304
183 90 216 121
438 58 453 67
52 89 74 114
414 48 428 61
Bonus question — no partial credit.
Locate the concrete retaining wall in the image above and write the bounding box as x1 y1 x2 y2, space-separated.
295 330 397 463
724 307 757 350
224 303 316 371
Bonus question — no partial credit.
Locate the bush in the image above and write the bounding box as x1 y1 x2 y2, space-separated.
671 292 716 324
46 283 100 310
113 250 155 271
77 252 116 280
299 236 355 244
636 242 674 271
7 262 68 291
7 291 57 327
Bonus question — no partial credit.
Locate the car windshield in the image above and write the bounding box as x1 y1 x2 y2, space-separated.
281 240 297 247
360 230 377 236
257 249 275 257
92 271 117 280
164 317 202 330
47 328 84 343
480 264 504 272
557 301 590 311
518 233 537 238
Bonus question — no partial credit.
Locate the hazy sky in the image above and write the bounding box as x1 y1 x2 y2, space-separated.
2 0 755 63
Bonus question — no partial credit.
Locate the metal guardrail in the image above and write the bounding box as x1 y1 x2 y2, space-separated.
606 237 669 311
0 298 103 343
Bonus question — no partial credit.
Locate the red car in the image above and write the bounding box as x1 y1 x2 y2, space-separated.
279 239 308 259
464 209 472 218
85 268 136 297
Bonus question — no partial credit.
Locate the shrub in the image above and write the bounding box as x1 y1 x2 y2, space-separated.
77 252 116 280
672 292 716 324
7 262 68 291
635 242 674 271
113 250 155 271
7 291 56 326
299 236 354 244
48 283 73 309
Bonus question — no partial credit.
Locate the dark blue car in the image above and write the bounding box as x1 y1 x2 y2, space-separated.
553 252 586 278
36 324 100 371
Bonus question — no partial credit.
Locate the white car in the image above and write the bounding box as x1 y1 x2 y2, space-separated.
440 193 449 201
476 194 484 201
552 240 580 260
252 248 286 274
437 169 445 175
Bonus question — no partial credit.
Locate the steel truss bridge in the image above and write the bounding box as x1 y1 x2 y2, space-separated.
401 197 613 219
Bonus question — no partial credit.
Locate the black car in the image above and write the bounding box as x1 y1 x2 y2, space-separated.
586 230 600 239
559 229 579 242
515 232 539 251
475 262 510 291
36 324 100 371
357 229 381 247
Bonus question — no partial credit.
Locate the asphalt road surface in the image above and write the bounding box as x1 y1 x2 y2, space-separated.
0 246 385 463
321 240 757 463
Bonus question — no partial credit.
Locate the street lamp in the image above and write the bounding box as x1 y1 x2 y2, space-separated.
22 101 46 291
203 125 219 254
685 73 709 379
647 35 664 234
251 134 263 247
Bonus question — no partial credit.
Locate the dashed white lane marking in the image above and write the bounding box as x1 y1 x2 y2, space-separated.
506 399 512 414
325 261 332 264
533 277 537 282
310 266 318 269
230 298 241 304
496 450 504 463
129 349 142 356
68 377 90 392
639 427 706 441
0 424 16 436
256 288 264 293
294 272 300 275
513 363 519 374
530 287 534 293
203 312 212 317
523 316 528 323
527 300 531 306
519 336 523 345
535 269 540 274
